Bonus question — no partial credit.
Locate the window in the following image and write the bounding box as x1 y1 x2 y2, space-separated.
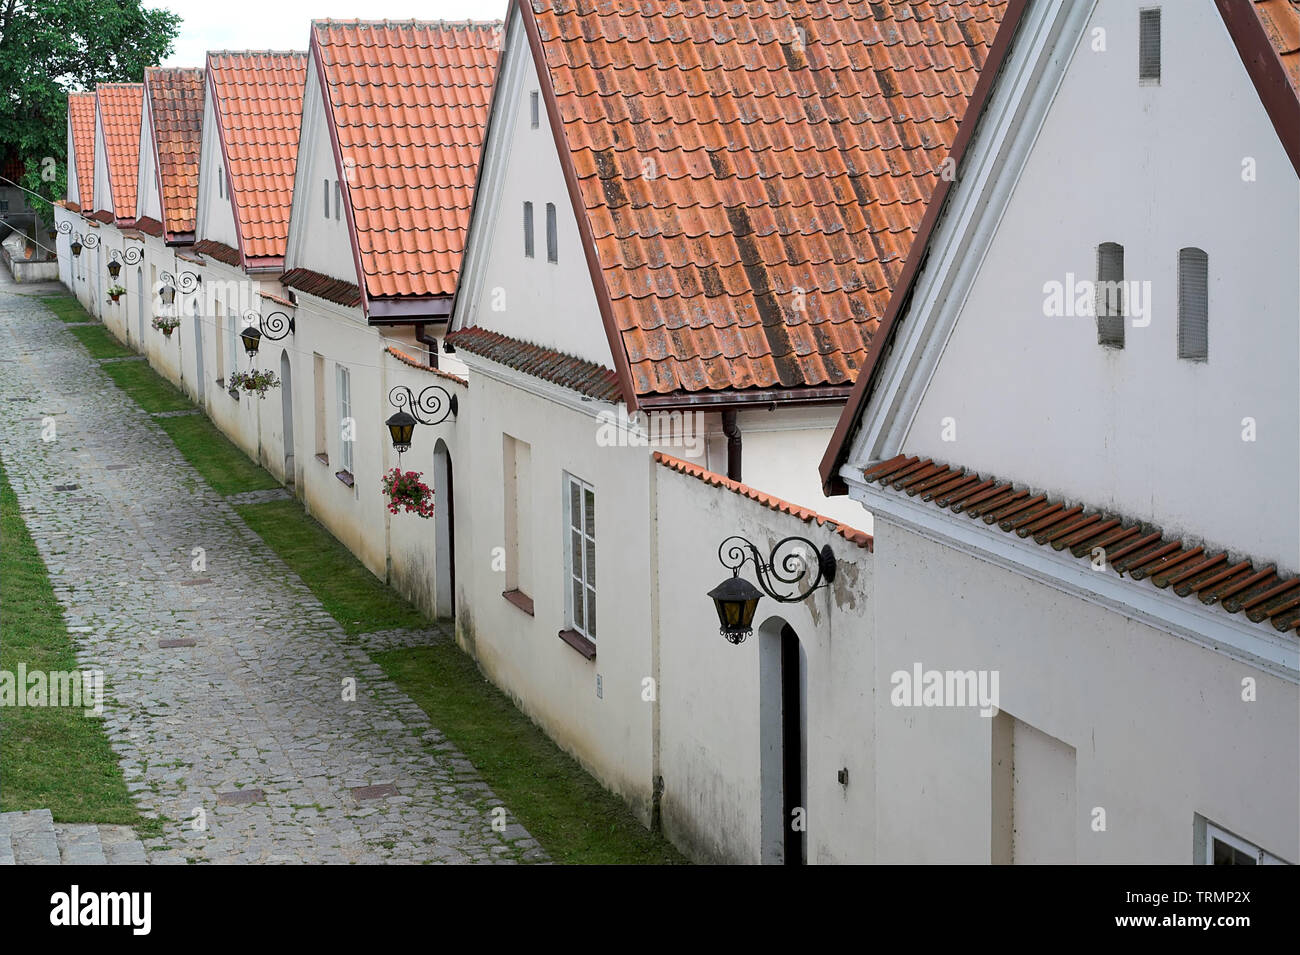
323 178 330 218
336 364 353 475
1096 241 1125 348
1177 247 1208 361
523 201 534 258
313 353 327 459
334 180 341 221
1203 821 1287 865
564 474 596 643
218 168 223 199
227 308 239 381
503 436 533 608
529 90 539 129
546 202 557 263
1139 8 1161 83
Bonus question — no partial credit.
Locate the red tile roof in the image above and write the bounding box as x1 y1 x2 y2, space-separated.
1217 0 1300 175
1254 0 1300 91
193 238 242 266
96 83 144 220
312 20 502 301
655 452 871 549
68 93 97 209
446 325 622 401
145 67 205 239
207 51 308 263
863 454 1300 634
385 346 470 387
525 0 1006 401
281 266 363 307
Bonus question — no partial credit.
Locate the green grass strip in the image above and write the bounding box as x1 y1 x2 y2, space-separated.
99 361 193 414
67 324 133 360
373 646 687 865
0 456 140 825
233 499 426 634
36 293 93 324
155 414 280 496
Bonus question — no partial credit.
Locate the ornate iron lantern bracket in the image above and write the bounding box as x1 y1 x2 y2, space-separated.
242 308 295 342
388 384 458 426
159 269 200 294
717 535 837 604
109 246 143 266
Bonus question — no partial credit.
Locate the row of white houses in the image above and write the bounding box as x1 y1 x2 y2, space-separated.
53 0 1299 865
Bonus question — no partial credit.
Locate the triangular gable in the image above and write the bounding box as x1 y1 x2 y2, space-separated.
449 1 619 374
93 83 143 223
140 67 204 243
194 86 241 258
134 86 163 233
66 93 96 210
283 44 364 299
823 0 1300 493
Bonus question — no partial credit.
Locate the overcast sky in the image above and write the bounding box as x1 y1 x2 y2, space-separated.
156 0 510 67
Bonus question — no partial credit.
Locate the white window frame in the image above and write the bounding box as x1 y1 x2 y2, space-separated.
336 364 353 475
1204 822 1287 865
563 473 596 643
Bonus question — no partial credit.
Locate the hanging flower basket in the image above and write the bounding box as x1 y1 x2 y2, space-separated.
152 315 181 338
381 467 435 517
227 368 280 399
107 285 126 303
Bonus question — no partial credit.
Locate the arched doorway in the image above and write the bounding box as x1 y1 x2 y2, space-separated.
759 616 806 865
190 298 204 403
279 350 294 485
136 266 145 344
433 438 455 619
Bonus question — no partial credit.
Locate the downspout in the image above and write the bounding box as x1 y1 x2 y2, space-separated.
414 322 439 369
722 409 742 482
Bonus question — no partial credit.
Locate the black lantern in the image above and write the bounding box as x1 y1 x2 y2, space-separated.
708 573 764 644
708 535 838 645
240 324 263 357
159 284 176 306
385 410 416 454
70 240 82 258
107 259 122 279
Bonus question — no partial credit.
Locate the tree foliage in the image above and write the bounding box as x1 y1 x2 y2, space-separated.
0 0 181 217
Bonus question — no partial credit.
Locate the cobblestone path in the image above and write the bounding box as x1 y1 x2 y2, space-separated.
0 280 543 863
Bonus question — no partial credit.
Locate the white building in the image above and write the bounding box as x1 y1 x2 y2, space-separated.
823 0 1299 864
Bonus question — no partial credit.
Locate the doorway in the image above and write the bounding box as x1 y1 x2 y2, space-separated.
433 438 455 619
760 617 806 864
280 351 294 485
136 266 145 343
191 298 204 403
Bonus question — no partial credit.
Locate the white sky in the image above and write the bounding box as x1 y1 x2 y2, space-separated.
155 0 510 67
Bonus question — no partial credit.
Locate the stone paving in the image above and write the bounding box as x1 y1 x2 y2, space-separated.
0 277 545 864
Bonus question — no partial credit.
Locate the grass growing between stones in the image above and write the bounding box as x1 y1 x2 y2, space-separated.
36 293 93 323
68 324 134 360
374 646 687 865
157 414 281 496
234 500 426 634
100 360 193 414
0 456 141 825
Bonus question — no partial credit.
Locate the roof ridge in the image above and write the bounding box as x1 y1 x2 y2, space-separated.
313 18 502 27
654 452 872 550
206 49 307 58
385 346 470 386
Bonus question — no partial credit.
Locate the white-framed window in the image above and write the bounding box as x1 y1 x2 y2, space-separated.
546 202 557 263
323 178 330 218
1096 241 1125 348
336 364 353 475
1204 821 1287 865
530 90 539 129
1177 246 1208 361
1138 8 1161 84
334 180 342 220
227 307 239 379
564 473 596 642
218 167 223 199
523 201 534 258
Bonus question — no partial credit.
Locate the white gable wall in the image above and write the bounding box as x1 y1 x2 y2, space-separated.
195 92 239 249
283 53 360 285
65 115 81 207
452 7 616 369
135 92 162 226
902 0 1299 570
92 108 113 218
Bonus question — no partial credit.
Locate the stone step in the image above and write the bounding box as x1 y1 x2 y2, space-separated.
4 809 60 865
0 813 14 866
98 825 148 865
53 823 107 865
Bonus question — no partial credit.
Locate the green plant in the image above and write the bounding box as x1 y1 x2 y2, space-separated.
227 368 280 398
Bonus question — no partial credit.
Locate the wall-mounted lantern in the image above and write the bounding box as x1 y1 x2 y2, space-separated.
56 219 98 258
238 309 294 358
708 535 838 644
158 269 200 306
106 246 142 279
384 385 457 457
